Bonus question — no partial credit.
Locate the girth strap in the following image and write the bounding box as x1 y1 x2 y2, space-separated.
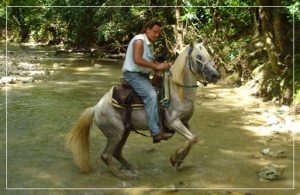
124 103 151 138
134 129 151 137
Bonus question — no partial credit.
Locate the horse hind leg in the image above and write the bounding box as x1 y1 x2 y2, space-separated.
100 127 132 179
113 129 134 171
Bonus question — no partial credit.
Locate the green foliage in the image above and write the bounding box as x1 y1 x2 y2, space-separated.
0 7 5 34
287 1 300 21
1 0 298 104
219 0 254 6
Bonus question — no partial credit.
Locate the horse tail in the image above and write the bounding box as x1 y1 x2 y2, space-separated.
65 107 95 173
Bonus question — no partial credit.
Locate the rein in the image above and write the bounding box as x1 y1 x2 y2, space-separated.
173 81 198 88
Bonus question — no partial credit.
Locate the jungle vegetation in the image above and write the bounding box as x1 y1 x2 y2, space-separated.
1 0 299 106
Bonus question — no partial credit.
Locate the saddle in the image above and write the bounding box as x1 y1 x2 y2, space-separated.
111 79 144 109
111 74 162 110
110 73 173 134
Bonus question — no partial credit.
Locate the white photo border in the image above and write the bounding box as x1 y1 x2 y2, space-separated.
5 5 296 191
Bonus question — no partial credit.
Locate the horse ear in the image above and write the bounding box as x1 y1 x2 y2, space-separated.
199 42 204 50
201 38 207 46
189 42 194 48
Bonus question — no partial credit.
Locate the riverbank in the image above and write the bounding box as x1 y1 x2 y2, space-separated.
0 43 122 89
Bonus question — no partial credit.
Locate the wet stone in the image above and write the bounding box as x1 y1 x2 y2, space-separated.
18 77 34 83
261 148 270 155
205 94 218 99
261 148 287 158
269 150 287 158
257 165 284 180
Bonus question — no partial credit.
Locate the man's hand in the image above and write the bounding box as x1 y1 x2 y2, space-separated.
156 62 171 71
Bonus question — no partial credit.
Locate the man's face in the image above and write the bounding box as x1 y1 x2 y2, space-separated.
145 25 161 42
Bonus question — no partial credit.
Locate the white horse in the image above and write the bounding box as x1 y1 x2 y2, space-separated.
65 42 219 178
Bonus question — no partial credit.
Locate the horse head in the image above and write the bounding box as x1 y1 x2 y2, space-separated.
188 42 219 84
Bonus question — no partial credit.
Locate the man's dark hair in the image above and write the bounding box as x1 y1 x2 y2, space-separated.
141 21 162 33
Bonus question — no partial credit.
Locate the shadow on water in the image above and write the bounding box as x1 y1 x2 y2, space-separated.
1 46 298 194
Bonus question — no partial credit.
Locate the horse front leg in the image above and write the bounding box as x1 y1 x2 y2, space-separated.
168 119 199 169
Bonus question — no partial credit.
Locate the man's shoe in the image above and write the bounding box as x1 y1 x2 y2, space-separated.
153 131 173 143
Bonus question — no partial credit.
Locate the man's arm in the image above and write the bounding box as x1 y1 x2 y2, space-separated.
133 40 169 71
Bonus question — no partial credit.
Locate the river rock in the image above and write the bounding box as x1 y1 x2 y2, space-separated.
19 71 30 76
29 70 45 77
261 148 270 155
17 62 36 70
261 148 287 158
205 94 218 99
1 76 17 84
11 69 20 75
0 45 55 87
269 150 287 158
18 77 34 83
263 112 280 125
278 105 290 113
257 165 284 180
29 56 39 63
53 63 66 68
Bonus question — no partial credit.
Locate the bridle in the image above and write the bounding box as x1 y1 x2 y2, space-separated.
171 47 212 88
188 47 214 80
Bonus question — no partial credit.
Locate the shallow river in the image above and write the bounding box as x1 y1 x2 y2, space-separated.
1 46 298 195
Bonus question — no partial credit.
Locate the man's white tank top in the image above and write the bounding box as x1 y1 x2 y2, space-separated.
122 33 154 74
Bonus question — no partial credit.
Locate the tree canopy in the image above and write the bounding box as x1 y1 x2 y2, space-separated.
1 0 299 105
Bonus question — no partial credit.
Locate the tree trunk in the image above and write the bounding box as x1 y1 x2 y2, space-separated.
253 8 261 39
11 8 30 43
208 0 220 38
256 0 293 103
174 0 184 53
272 0 291 59
257 2 280 75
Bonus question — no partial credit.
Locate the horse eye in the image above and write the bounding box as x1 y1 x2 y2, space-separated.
196 55 202 60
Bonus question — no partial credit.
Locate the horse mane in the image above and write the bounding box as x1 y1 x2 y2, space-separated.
170 46 189 100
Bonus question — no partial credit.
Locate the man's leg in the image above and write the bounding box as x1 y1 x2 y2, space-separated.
123 72 160 136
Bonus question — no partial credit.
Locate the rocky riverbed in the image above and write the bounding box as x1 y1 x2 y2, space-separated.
0 44 55 88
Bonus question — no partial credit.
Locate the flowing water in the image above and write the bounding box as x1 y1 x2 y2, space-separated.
1 46 299 195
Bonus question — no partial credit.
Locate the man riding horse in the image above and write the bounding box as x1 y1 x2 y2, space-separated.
65 20 219 178
122 21 173 143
